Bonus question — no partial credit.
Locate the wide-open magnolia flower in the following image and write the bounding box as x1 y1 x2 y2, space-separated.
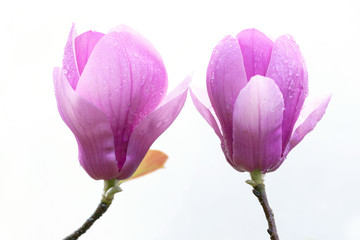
191 29 331 173
54 25 189 180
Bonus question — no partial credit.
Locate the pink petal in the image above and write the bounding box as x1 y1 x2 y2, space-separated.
206 35 248 159
62 24 80 90
232 76 284 172
117 77 190 180
190 87 237 170
109 25 164 62
74 31 105 76
284 94 331 156
190 87 222 140
266 35 308 151
75 29 168 168
236 29 274 81
53 67 118 180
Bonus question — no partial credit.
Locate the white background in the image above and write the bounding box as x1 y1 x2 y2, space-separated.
0 0 359 239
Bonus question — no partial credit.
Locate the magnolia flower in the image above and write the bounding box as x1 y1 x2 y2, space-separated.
54 25 189 180
191 29 331 173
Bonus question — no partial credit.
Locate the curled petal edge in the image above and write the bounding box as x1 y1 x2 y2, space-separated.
190 87 223 140
270 94 332 171
117 77 191 180
62 24 80 89
74 30 105 76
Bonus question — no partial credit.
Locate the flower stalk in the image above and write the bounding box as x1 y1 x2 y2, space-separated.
247 170 279 240
63 180 121 240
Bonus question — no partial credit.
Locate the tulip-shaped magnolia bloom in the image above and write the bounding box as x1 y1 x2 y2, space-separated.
191 29 331 173
54 25 189 180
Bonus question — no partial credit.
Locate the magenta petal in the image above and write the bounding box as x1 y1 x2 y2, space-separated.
190 87 223 140
53 67 118 180
62 24 80 90
266 35 308 150
76 30 167 131
206 35 248 159
284 94 331 156
75 29 168 166
236 29 274 81
232 76 284 172
74 31 105 76
117 77 190 180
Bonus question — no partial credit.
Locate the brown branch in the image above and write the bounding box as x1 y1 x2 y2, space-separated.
63 179 121 240
252 183 279 240
63 200 111 240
